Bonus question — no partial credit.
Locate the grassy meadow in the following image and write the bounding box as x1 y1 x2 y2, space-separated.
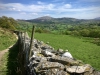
0 28 18 75
34 33 100 70
0 28 16 51
0 42 19 75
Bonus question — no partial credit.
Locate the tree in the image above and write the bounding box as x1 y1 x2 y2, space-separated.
80 29 90 37
89 29 100 38
35 28 43 33
0 16 17 30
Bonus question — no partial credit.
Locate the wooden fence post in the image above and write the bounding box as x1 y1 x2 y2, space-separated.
28 25 35 60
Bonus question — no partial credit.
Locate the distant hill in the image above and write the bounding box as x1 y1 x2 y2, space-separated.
18 16 100 25
94 17 100 20
35 16 53 20
17 16 100 38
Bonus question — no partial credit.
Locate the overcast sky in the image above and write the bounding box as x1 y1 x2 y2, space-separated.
0 0 100 19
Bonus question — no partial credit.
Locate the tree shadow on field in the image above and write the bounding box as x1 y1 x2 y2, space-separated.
6 41 19 75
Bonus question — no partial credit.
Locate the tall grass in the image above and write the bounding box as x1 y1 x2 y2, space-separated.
0 28 16 50
34 33 100 70
0 52 8 75
0 28 18 75
0 42 19 75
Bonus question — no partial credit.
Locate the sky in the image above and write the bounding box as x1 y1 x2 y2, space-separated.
0 0 100 19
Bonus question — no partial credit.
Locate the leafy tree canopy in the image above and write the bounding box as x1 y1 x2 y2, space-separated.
0 16 17 30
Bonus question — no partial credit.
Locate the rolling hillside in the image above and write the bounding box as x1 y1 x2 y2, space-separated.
22 16 100 25
17 16 100 36
0 28 16 50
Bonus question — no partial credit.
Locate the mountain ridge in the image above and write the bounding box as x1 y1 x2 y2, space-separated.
94 17 100 20
18 16 100 25
17 16 100 21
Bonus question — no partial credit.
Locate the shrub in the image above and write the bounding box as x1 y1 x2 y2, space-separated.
0 16 17 30
79 29 90 37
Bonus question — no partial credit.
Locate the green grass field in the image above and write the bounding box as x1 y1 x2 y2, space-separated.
0 28 18 75
0 28 16 51
0 42 19 75
34 33 100 70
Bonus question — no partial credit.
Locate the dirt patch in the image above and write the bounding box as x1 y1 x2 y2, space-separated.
0 45 13 65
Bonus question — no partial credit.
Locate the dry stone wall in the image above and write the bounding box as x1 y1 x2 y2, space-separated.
17 31 100 75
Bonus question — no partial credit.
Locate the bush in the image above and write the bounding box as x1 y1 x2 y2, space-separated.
0 16 17 30
35 28 43 33
79 29 90 37
42 29 51 33
71 30 80 36
89 29 100 38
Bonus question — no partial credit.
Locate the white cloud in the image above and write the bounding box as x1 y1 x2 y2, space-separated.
44 14 50 16
28 4 45 12
9 7 21 11
0 3 23 11
0 3 45 12
46 4 55 10
64 4 72 8
0 2 100 19
20 12 26 14
31 13 38 15
37 1 44 5
11 8 16 10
